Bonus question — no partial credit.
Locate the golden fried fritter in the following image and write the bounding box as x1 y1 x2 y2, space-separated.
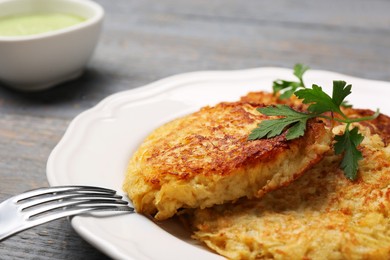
185 108 390 260
239 91 303 107
123 93 331 220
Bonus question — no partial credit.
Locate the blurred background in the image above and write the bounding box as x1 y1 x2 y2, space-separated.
0 0 389 259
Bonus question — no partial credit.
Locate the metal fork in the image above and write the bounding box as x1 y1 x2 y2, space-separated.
0 185 134 241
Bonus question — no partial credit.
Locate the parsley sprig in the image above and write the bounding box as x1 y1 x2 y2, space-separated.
272 64 309 99
249 65 380 180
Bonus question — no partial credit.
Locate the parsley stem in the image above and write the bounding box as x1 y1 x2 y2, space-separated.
345 122 351 131
299 77 306 89
318 109 380 124
346 109 380 123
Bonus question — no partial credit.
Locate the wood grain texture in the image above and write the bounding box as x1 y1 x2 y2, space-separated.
0 0 389 259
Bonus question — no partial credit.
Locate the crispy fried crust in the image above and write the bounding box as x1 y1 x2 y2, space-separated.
239 91 303 107
123 93 331 220
185 108 390 260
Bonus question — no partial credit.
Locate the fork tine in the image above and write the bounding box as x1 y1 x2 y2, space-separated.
20 193 125 211
26 199 130 219
6 206 134 241
28 206 134 227
68 198 128 205
14 186 116 202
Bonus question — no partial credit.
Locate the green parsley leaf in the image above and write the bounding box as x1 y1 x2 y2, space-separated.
272 63 309 99
248 105 314 140
293 63 310 79
295 84 341 114
334 126 364 180
295 81 353 116
272 80 301 99
332 81 352 107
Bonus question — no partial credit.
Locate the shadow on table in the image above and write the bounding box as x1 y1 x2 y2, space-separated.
0 68 104 105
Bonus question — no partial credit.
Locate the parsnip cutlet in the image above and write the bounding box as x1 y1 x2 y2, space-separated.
123 96 331 220
185 109 390 260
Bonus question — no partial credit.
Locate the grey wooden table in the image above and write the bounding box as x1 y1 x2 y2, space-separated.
0 0 389 259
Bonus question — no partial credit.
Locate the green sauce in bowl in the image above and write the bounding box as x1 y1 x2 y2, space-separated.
0 13 86 36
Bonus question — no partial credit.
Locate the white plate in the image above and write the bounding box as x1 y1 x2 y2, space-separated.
47 68 390 260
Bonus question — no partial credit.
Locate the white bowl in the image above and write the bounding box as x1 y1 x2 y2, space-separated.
0 0 104 91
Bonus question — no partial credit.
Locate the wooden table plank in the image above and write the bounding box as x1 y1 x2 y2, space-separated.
0 0 389 259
